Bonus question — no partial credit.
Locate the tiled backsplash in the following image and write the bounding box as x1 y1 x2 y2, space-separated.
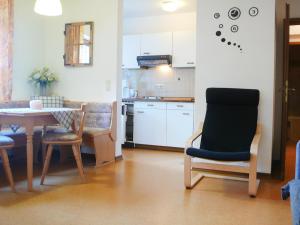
122 67 195 97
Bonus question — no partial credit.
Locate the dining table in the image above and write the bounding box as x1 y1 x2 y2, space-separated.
0 107 79 191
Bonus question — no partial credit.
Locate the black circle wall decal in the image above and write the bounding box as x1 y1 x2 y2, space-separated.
238 45 240 48
231 25 239 33
221 38 226 42
228 42 231 45
219 24 224 28
233 43 236 46
249 7 259 17
216 31 222 36
214 13 220 19
228 7 241 20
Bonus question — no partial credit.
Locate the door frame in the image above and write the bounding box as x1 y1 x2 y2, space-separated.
279 11 300 178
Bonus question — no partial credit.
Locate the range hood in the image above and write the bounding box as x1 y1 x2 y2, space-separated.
137 55 172 68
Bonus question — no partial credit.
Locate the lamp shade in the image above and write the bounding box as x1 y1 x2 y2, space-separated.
34 0 62 16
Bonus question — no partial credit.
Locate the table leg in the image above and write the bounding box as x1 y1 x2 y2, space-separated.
25 126 34 191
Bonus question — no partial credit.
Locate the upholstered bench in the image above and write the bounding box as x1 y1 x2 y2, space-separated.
63 100 117 167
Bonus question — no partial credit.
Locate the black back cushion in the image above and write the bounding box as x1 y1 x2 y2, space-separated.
200 88 259 153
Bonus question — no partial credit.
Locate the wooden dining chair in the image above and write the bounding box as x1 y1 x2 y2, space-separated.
0 136 16 192
40 103 87 185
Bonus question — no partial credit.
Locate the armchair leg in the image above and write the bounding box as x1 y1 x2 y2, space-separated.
184 155 205 189
184 155 192 188
249 156 258 197
40 145 53 185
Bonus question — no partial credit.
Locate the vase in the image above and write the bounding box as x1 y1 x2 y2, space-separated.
39 82 48 96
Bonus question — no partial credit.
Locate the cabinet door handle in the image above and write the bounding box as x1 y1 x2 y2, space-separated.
147 104 154 107
187 62 195 65
177 105 184 108
182 113 190 116
143 52 150 55
137 111 144 114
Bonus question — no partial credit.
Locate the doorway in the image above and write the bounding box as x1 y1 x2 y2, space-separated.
281 17 300 180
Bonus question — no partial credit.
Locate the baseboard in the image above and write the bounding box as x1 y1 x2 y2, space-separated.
115 155 123 161
134 144 184 152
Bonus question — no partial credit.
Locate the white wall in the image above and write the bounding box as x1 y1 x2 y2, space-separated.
123 12 196 34
196 0 276 173
43 0 120 103
13 0 45 100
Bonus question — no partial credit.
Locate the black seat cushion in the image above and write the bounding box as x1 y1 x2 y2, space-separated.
192 88 259 161
186 148 250 161
0 135 14 147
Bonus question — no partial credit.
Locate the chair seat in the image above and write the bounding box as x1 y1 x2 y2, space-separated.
83 127 111 137
46 126 69 134
43 132 80 143
186 148 250 161
0 136 14 147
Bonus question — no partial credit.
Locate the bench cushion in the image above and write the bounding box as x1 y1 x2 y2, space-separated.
83 127 110 137
0 127 43 137
0 136 14 147
31 96 64 108
64 101 112 129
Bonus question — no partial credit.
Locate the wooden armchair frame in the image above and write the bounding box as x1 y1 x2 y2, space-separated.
184 123 262 197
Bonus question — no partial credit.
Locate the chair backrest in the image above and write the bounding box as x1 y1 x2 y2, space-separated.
77 103 88 137
200 88 259 153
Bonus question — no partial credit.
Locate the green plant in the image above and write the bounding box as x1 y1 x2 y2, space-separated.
28 67 58 87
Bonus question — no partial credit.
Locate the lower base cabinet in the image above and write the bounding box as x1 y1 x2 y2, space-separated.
167 110 194 148
133 102 194 148
134 104 167 146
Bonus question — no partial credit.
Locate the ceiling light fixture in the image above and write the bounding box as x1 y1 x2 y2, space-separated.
34 0 62 16
161 0 182 12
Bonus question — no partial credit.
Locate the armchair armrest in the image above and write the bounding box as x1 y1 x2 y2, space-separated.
185 122 204 152
250 124 262 156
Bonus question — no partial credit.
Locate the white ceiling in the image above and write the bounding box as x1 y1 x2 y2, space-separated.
123 0 197 18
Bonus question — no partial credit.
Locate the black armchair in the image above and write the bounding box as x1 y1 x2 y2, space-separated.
184 88 261 197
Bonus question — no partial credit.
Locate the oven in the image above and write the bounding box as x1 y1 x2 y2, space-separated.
121 101 135 148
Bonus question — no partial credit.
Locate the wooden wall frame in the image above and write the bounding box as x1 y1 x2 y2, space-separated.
64 21 94 67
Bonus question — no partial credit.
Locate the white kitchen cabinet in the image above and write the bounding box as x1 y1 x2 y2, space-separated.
167 109 194 148
140 32 173 56
133 102 194 148
122 35 140 69
134 102 167 146
172 30 196 68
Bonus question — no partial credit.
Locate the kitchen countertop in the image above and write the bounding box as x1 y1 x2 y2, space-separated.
122 97 195 103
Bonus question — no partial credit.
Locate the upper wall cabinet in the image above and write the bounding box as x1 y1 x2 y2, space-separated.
122 35 141 69
172 30 196 68
140 32 173 56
